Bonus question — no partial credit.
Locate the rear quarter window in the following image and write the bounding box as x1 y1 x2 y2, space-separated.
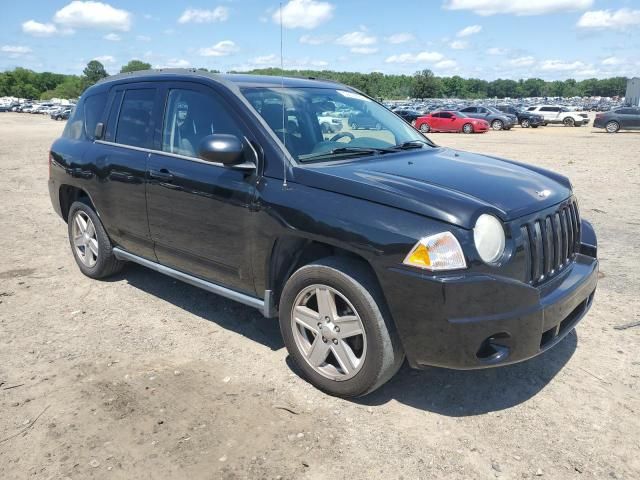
61 92 108 141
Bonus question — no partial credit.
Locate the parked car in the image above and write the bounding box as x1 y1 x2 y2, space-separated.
527 106 586 127
393 109 422 126
0 104 11 112
458 106 516 131
415 111 489 133
317 114 343 133
495 105 544 128
48 71 598 397
593 107 640 133
51 108 72 121
348 111 382 130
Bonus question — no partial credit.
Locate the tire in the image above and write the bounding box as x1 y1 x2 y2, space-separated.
462 123 473 134
605 121 619 133
563 117 575 127
350 122 358 130
410 119 416 127
67 200 124 279
520 119 530 128
279 257 404 398
491 119 504 131
419 123 430 133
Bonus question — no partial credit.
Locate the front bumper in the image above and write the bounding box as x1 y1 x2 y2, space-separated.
378 220 598 370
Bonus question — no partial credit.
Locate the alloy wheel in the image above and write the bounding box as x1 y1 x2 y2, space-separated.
420 124 430 133
291 284 367 381
72 211 98 267
606 121 619 133
491 119 503 130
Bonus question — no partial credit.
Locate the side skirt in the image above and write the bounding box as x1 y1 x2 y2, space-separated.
113 247 276 317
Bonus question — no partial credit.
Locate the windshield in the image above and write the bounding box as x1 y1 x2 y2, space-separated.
241 87 433 162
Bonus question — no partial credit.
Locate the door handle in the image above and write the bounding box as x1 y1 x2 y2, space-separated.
149 168 174 181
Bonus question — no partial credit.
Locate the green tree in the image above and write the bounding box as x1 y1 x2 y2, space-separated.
410 69 441 98
83 60 109 86
120 60 152 73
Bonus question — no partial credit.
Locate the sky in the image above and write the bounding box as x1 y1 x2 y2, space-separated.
1 0 639 80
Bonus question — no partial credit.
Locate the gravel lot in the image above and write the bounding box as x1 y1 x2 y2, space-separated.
1 113 639 480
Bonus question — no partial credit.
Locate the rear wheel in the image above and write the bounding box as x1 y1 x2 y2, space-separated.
491 119 504 131
67 200 124 279
462 123 473 134
520 119 530 128
419 123 430 133
563 117 575 127
350 122 358 130
605 120 619 133
279 258 404 397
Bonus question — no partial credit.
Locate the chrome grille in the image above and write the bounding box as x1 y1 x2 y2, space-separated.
520 200 580 284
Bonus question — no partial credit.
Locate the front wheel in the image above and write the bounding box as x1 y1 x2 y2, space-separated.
419 123 430 133
563 117 575 127
279 258 404 397
462 123 473 134
605 121 619 133
520 119 530 128
491 119 504 130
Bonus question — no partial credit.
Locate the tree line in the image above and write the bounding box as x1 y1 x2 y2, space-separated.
0 60 629 101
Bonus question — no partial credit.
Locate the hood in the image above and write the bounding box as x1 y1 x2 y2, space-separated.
293 147 572 229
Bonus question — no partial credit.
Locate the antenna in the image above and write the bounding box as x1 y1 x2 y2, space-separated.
280 1 288 189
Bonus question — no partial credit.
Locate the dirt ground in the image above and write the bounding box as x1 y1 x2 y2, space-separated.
0 113 639 480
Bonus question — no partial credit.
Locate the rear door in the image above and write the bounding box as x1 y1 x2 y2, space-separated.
92 83 160 259
145 81 258 294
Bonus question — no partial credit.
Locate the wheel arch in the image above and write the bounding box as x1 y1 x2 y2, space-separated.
59 185 96 222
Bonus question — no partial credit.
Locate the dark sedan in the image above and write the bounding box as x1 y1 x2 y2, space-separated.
393 109 422 126
594 107 640 133
495 105 544 128
459 105 516 130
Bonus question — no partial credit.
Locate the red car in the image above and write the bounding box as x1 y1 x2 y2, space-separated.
415 111 489 134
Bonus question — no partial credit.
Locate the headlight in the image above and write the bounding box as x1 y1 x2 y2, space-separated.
403 232 466 271
474 214 505 264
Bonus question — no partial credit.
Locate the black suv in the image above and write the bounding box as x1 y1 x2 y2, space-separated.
48 70 598 397
495 105 544 128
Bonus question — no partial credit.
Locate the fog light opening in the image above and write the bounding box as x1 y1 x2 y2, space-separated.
476 332 511 362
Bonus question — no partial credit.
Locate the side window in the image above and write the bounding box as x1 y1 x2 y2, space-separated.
461 107 474 113
161 88 241 158
432 112 441 118
540 107 551 112
62 92 107 140
115 89 155 149
617 108 633 115
477 107 487 113
84 93 108 140
440 112 452 119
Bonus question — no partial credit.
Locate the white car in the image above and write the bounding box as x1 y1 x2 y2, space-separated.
527 105 588 127
317 114 343 133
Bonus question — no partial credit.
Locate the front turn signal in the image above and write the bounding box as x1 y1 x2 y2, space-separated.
403 232 467 271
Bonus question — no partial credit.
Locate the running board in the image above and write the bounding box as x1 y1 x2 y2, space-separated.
112 248 275 317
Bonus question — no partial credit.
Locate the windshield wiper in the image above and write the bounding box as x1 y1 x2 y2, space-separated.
299 146 394 162
390 140 430 150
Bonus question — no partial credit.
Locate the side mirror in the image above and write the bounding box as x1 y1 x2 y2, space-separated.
198 134 245 166
94 122 105 140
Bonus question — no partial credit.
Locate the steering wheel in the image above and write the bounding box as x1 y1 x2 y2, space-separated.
329 131 355 142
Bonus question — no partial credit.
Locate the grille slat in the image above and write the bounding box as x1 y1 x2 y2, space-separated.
521 200 580 285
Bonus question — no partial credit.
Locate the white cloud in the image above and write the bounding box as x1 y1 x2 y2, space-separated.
252 54 278 65
137 35 151 42
22 20 58 37
103 33 120 41
508 56 535 67
487 47 508 55
53 1 132 31
93 55 115 64
198 40 238 57
602 56 623 66
335 31 377 46
385 51 445 64
539 59 588 71
444 0 593 16
577 9 640 30
273 0 334 29
178 7 229 24
386 33 414 44
351 47 378 54
1 45 32 54
435 59 458 69
457 25 482 37
299 34 333 45
155 58 191 68
449 40 468 50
